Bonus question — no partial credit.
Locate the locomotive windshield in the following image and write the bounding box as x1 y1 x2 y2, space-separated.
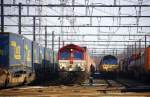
102 55 118 65
74 51 84 60
103 59 117 64
60 51 70 60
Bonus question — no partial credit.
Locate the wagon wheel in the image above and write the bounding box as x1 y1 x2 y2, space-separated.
23 77 28 85
4 72 10 87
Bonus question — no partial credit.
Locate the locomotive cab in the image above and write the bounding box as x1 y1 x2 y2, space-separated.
58 44 86 72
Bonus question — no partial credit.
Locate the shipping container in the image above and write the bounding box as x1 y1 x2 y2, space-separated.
23 37 32 68
46 48 51 62
32 42 40 71
9 33 25 73
53 51 58 63
39 46 45 69
45 48 51 68
0 32 36 86
0 33 9 68
0 33 25 72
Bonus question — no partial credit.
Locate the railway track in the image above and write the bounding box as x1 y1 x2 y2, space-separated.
0 82 150 97
81 77 126 94
1 75 150 97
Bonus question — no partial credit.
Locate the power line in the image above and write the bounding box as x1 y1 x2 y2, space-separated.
3 24 150 28
22 33 149 36
40 43 146 46
3 15 150 18
2 4 150 7
47 40 149 42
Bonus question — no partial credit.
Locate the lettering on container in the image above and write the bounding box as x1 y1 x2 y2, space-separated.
25 45 31 62
34 48 38 63
11 41 21 60
40 50 44 59
46 51 49 60
0 48 3 56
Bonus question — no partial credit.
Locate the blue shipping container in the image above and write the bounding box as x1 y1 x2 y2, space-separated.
9 33 24 70
40 46 45 67
0 32 34 73
0 33 9 68
23 37 32 68
32 42 40 64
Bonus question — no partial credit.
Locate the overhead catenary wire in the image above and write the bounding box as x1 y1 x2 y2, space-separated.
3 15 150 17
2 0 150 55
3 24 150 27
2 4 150 7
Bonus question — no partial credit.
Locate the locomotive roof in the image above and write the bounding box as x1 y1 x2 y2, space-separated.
59 44 85 52
102 55 117 60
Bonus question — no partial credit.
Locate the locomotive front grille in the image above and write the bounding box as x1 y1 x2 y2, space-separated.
59 60 86 71
101 64 119 72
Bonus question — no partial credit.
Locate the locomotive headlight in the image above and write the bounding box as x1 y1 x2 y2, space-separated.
80 64 85 71
76 63 85 71
103 65 108 70
77 63 80 67
59 63 66 69
74 63 82 71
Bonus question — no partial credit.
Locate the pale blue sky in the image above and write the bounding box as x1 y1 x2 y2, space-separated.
3 0 150 56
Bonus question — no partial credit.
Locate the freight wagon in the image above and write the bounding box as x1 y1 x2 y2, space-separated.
120 47 150 80
0 32 35 87
0 32 56 87
32 41 40 71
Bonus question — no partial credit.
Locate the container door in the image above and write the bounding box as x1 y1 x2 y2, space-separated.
9 34 24 73
0 33 9 68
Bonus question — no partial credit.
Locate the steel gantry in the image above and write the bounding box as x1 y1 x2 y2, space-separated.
2 4 150 7
21 33 150 36
3 15 150 18
2 24 150 28
1 0 150 56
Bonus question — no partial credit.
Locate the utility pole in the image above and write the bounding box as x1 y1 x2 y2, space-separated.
58 36 60 49
114 0 116 5
135 42 137 54
19 3 22 34
45 26 47 49
32 17 36 72
33 17 36 41
60 0 65 46
1 0 4 32
44 26 47 73
139 39 141 65
134 42 137 65
52 31 55 72
63 41 65 46
145 35 147 61
145 35 147 50
131 45 133 56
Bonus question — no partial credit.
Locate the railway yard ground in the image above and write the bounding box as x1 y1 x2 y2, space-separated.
1 74 150 97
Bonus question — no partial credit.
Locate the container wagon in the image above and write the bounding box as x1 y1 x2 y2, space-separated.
121 46 150 80
0 32 35 87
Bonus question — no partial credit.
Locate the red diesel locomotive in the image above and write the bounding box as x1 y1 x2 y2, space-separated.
57 44 95 83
